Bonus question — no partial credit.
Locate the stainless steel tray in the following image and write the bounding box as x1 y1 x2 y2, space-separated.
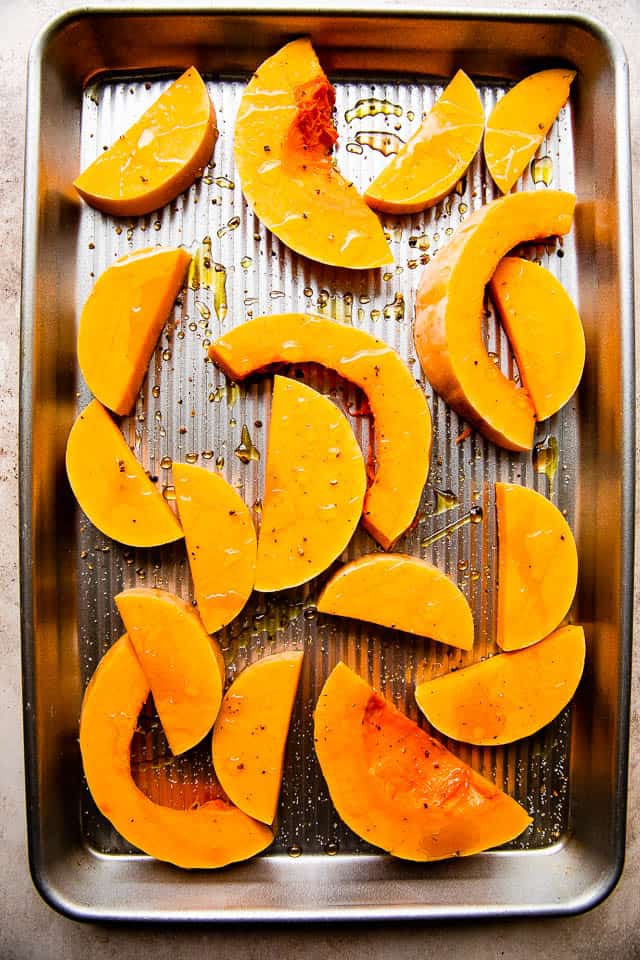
20 3 634 921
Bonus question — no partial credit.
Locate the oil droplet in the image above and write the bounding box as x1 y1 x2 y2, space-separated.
287 844 303 858
531 155 553 187
454 178 466 195
458 559 469 572
217 216 241 238
214 175 235 190
162 349 171 362
154 410 162 422
408 234 430 251
234 425 260 464
421 505 483 548
433 488 459 515
488 351 499 365
346 141 364 154
151 384 161 399
202 449 214 460
303 605 317 620
240 255 253 269
459 202 468 215
471 569 481 582
324 842 339 856
357 307 365 322
270 290 285 299
383 271 393 282
196 301 211 321
226 382 240 408
303 286 313 298
126 227 134 241
533 434 559 483
215 455 225 469
153 220 162 231
253 497 263 516
408 259 418 269
115 225 123 236
383 292 405 322
345 98 402 123
136 567 146 579
162 485 176 502
213 264 227 323
359 294 371 304
445 226 454 237
370 308 381 321
160 456 172 470
185 452 199 464
188 236 214 290
355 130 405 157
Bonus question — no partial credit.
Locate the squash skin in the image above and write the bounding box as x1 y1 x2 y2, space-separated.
115 588 225 756
234 38 391 269
317 553 474 650
173 463 257 633
209 314 432 550
65 399 183 547
365 70 484 214
414 190 576 451
79 636 273 869
78 248 190 416
212 652 304 824
314 663 532 861
74 67 217 216
496 483 578 651
416 625 585 745
489 257 585 421
255 376 365 591
485 69 576 194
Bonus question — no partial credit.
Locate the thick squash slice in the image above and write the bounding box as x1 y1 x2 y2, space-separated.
256 376 365 591
234 38 391 269
173 463 256 633
485 69 576 194
496 483 578 651
78 248 190 416
209 314 431 549
314 663 531 861
115 589 225 756
489 257 585 421
74 67 216 216
414 191 576 450
212 652 304 824
365 70 484 214
79 636 273 868
317 554 473 650
416 625 585 745
65 399 183 547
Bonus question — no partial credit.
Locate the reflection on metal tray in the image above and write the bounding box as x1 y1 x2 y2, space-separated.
20 4 634 922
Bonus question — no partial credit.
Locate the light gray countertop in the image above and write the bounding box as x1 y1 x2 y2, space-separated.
1 0 638 956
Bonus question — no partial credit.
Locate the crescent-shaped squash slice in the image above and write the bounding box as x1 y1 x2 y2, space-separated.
317 554 473 650
173 463 257 633
212 651 304 824
489 257 585 421
255 376 365 591
485 69 576 194
65 399 183 547
209 314 431 549
78 248 191 416
416 625 585 745
365 70 484 214
74 67 217 216
314 663 531 861
496 483 578 651
79 636 273 868
115 588 225 756
414 190 576 451
234 38 391 269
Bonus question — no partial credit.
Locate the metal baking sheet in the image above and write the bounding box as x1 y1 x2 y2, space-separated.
20 3 634 921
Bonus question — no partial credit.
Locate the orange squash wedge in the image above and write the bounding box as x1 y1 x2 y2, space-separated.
212 651 304 824
416 625 585 745
496 483 578 651
115 588 225 756
314 663 531 861
65 399 183 547
209 314 431 549
79 635 273 868
489 257 585 421
414 190 576 450
234 38 391 269
485 69 576 194
365 70 484 214
317 554 473 650
173 463 257 634
74 67 217 216
78 248 190 416
255 376 365 591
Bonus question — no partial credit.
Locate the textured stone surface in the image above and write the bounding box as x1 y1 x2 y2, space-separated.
1 0 638 956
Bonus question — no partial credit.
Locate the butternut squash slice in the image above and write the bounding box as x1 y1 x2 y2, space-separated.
65 399 183 547
489 257 585 421
234 38 391 269
414 190 576 451
115 588 225 756
79 635 273 868
317 554 473 650
255 376 365 591
209 314 431 549
416 625 585 745
78 248 190 416
212 651 304 824
485 69 576 194
173 463 256 634
496 483 578 651
314 663 531 861
74 67 217 216
365 70 484 214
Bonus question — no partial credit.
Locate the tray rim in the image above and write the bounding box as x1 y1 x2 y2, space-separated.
19 1 635 923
